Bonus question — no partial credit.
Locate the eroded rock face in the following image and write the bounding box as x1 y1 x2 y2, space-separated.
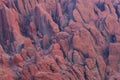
0 0 120 80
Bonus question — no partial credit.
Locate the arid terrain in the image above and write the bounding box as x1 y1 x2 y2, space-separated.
0 0 120 80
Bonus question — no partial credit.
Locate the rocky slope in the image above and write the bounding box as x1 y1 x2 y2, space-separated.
0 0 120 80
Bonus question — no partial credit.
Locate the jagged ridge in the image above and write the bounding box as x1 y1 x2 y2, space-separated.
0 0 120 80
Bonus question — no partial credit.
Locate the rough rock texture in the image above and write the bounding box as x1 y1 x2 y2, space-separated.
0 0 120 80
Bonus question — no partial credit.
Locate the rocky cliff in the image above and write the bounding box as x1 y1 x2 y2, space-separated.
0 0 120 80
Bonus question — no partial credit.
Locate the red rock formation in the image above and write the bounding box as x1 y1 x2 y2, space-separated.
0 0 120 80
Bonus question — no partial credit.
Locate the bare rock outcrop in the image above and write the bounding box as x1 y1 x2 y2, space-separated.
0 0 120 80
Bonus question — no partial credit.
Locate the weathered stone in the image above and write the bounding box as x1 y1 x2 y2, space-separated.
13 54 23 64
0 0 120 79
109 43 120 71
86 58 96 70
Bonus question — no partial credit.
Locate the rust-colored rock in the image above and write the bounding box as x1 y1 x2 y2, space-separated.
0 0 120 80
13 54 23 64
